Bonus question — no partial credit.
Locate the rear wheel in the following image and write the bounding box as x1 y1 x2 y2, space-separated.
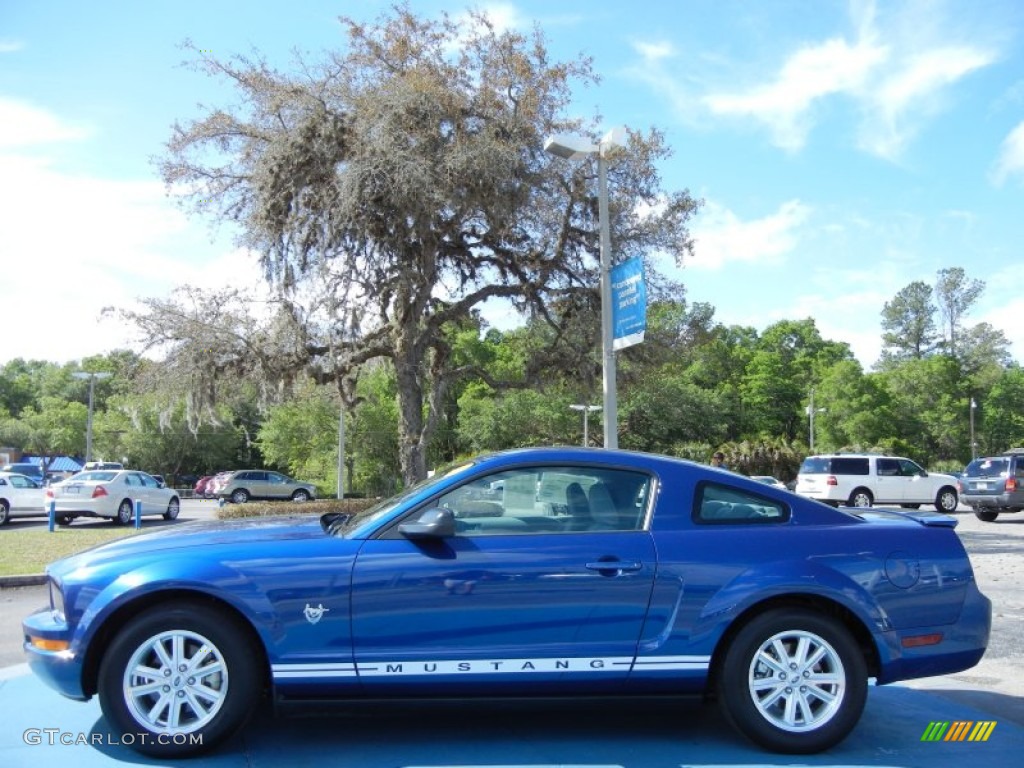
935 487 959 513
718 608 867 753
56 514 74 526
97 602 262 757
974 509 999 522
848 488 873 508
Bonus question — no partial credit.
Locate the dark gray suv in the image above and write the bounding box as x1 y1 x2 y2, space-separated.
959 449 1024 522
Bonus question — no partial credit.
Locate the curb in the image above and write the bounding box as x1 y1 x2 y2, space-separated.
0 574 46 588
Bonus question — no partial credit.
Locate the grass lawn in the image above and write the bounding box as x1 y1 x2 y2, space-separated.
0 528 145 577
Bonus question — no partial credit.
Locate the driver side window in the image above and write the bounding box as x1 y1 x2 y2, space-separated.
432 466 650 536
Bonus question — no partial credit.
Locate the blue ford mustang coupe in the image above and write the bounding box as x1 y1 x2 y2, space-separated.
23 448 990 757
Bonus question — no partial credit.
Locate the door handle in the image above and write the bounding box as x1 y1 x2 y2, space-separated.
585 560 642 574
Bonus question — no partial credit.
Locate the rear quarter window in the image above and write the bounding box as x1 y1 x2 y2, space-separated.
693 481 790 525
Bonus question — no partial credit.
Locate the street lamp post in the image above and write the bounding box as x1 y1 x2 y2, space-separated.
544 128 625 450
569 404 601 447
970 398 977 460
72 371 112 464
806 388 826 453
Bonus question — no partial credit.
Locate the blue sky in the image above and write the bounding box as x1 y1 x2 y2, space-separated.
2 0 1023 368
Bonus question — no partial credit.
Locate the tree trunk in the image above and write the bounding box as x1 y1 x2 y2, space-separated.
394 339 427 487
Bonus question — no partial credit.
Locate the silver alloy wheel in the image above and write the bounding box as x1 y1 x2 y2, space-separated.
938 489 958 512
122 629 228 734
849 490 872 507
747 629 846 733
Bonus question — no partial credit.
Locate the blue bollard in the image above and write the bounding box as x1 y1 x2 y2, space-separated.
134 499 142 529
48 500 55 532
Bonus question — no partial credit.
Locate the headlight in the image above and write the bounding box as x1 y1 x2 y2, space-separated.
48 579 66 623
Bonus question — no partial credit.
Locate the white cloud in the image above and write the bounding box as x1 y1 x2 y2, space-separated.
0 101 263 364
688 199 811 270
859 46 994 158
0 98 92 147
704 37 887 152
991 120 1024 185
634 0 999 158
0 40 25 53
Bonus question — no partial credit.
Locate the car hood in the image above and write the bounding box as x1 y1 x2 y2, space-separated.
48 515 333 577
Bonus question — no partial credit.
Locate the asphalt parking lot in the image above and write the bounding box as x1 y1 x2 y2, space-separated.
1 502 1022 766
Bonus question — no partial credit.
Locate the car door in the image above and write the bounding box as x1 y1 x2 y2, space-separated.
898 458 930 503
350 464 657 695
874 458 905 503
266 472 291 499
7 473 45 512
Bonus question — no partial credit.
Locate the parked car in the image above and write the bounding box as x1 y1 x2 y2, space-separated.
23 447 990 757
206 470 233 499
218 469 316 503
193 475 214 498
959 449 1024 522
750 475 787 490
44 470 180 525
0 471 46 524
794 453 960 511
1 462 46 485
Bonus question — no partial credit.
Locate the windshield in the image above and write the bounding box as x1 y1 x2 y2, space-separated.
70 471 119 482
336 461 477 537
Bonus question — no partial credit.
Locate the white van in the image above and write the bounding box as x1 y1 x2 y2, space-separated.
795 453 959 512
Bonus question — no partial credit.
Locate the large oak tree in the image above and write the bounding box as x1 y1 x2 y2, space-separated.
150 6 698 484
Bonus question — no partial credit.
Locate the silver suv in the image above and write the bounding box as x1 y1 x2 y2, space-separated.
795 454 959 512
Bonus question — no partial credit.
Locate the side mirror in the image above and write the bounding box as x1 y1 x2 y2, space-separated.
399 508 456 540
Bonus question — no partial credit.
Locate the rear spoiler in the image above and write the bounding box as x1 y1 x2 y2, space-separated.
844 507 959 528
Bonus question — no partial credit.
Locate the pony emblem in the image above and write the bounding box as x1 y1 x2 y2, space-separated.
303 603 330 625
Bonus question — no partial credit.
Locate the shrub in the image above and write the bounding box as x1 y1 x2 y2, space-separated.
216 497 381 520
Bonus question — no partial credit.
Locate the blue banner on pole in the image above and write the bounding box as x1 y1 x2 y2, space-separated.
611 257 646 350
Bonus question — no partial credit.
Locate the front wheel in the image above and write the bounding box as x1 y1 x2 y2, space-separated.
935 487 959 513
291 489 310 502
97 602 262 757
163 497 180 520
0 500 9 525
717 608 867 753
974 508 999 522
230 489 250 504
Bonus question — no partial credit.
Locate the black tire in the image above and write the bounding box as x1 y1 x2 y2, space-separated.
114 499 134 525
974 509 999 522
847 488 873 508
935 487 959 513
717 608 867 753
0 499 9 526
56 514 74 526
291 489 310 502
900 503 920 509
230 488 250 504
97 601 262 757
163 497 180 521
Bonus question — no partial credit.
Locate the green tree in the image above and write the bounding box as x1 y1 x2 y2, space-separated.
934 267 984 359
878 280 938 365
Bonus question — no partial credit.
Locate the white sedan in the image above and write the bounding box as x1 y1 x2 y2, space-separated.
45 470 180 525
0 471 46 524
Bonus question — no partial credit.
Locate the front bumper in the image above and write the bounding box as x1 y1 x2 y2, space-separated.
22 607 89 700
